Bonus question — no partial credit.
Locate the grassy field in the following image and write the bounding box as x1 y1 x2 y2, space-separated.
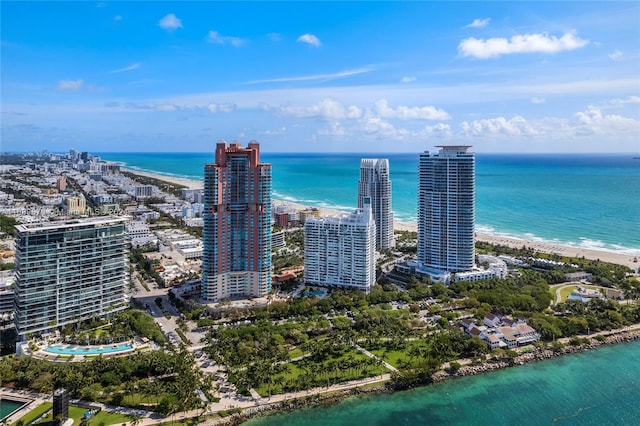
11 402 52 426
366 340 430 368
253 347 388 397
36 406 90 425
35 405 133 426
91 410 134 425
287 348 308 359
550 284 608 303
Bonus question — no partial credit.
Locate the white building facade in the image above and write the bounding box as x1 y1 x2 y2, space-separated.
418 146 475 273
358 158 394 250
304 206 376 293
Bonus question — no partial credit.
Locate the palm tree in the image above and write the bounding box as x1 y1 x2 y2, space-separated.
130 415 142 426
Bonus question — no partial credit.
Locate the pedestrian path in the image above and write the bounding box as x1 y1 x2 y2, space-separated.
353 342 399 372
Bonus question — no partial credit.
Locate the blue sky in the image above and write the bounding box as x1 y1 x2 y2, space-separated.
1 1 639 153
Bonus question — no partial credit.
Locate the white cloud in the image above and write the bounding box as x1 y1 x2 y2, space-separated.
465 18 490 29
360 117 403 136
460 116 538 136
207 31 246 47
605 96 640 106
158 13 182 31
114 15 122 21
401 76 416 83
118 101 236 113
109 62 141 73
373 99 450 120
297 33 321 47
608 50 624 61
458 32 589 59
573 106 640 136
419 123 453 138
318 122 346 136
246 67 374 84
263 98 361 120
156 104 178 112
260 126 287 136
57 79 84 91
346 106 362 119
206 103 237 113
412 123 453 140
530 97 546 104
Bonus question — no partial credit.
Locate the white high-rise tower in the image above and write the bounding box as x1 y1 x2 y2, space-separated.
304 202 376 293
417 146 475 273
358 158 394 250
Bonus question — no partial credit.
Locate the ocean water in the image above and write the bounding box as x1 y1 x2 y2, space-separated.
245 340 640 426
97 152 640 254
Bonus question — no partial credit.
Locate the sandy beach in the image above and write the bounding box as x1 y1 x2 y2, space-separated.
125 169 639 270
123 167 204 190
475 234 639 271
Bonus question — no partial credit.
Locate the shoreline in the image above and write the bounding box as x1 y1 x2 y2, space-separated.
123 168 639 270
220 326 640 425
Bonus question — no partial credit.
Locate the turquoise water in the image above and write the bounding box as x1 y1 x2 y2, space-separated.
245 340 640 426
43 343 133 355
0 398 27 420
98 152 640 254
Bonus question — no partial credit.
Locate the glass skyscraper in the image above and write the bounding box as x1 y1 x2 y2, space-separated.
417 146 475 273
358 158 394 250
13 216 129 338
202 141 272 301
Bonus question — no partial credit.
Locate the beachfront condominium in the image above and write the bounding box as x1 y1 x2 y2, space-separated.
13 216 129 338
202 141 272 301
304 202 376 293
358 158 394 250
417 146 475 273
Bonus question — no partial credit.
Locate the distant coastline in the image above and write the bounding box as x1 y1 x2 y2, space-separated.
104 152 640 257
124 167 639 270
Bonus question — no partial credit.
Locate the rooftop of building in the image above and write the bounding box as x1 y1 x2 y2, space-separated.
15 215 129 233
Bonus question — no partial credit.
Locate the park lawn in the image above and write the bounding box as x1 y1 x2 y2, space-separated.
557 284 606 303
11 402 52 426
121 392 162 408
36 405 90 425
550 284 609 302
287 347 308 359
91 410 134 425
254 347 386 397
365 340 430 368
558 285 577 302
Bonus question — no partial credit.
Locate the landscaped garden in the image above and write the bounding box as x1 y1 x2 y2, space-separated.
33 405 134 426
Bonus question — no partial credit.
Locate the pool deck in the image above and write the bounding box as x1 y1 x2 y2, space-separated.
27 340 151 362
0 389 39 425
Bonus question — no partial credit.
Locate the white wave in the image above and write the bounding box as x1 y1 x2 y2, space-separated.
123 165 203 182
272 194 356 213
476 223 640 255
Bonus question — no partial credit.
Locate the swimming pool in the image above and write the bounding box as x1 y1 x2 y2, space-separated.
43 342 134 355
0 398 28 420
304 290 327 297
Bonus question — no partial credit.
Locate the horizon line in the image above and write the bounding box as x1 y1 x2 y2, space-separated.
3 150 640 156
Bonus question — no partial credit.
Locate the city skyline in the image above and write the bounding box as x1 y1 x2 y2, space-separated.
2 2 639 154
